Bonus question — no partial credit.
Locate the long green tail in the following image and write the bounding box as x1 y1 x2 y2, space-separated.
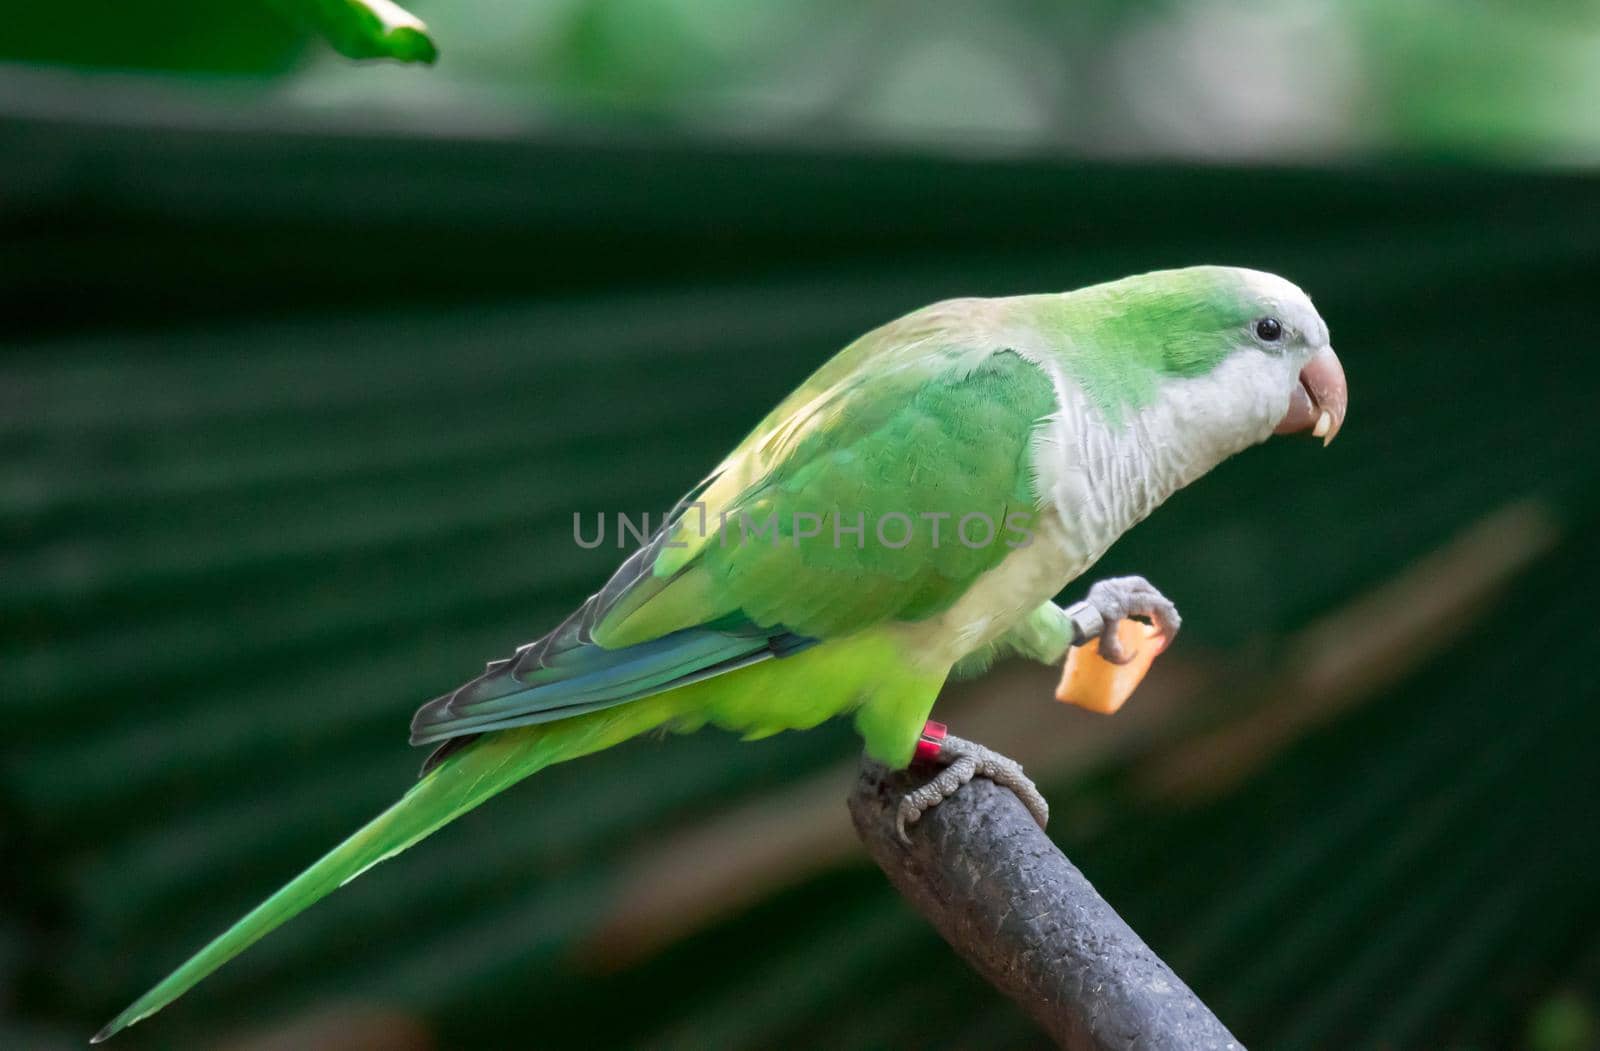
93 705 657 1042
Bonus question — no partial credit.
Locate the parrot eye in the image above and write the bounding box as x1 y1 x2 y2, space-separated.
1254 317 1283 342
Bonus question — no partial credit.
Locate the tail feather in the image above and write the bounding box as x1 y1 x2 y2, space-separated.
92 719 607 1043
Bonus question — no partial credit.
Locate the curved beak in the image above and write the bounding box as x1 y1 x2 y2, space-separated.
1274 347 1348 446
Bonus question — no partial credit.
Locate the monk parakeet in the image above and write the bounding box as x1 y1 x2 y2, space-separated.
96 265 1346 1041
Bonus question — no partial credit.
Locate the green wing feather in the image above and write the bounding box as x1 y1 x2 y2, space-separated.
411 337 1056 746
684 347 1055 636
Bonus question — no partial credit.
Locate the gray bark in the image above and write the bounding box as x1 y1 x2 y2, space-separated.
848 759 1244 1051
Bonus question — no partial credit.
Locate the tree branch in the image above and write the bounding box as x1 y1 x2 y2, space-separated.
848 759 1244 1051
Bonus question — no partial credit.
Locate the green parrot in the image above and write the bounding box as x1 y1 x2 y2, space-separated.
95 264 1346 1041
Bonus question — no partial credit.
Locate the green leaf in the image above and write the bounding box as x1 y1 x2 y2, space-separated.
271 0 439 64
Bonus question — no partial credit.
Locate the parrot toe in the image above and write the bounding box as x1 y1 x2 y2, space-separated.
896 730 1049 843
1068 575 1181 665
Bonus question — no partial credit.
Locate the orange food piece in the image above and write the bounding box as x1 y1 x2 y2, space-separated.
1055 619 1167 714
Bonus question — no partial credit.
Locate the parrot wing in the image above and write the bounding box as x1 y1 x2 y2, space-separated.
410 335 1058 749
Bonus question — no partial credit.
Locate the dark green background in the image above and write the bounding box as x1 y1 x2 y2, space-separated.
5 91 1600 1049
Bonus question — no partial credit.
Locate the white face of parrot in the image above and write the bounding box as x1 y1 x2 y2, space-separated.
1235 270 1347 445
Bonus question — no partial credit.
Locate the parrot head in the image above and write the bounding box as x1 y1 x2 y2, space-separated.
1190 265 1345 447
1068 264 1347 448
1027 265 1348 516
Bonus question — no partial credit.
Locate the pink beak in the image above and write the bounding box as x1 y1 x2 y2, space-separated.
1274 347 1348 446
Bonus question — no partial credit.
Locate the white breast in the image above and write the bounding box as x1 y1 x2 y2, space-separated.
889 348 1293 670
1034 350 1291 563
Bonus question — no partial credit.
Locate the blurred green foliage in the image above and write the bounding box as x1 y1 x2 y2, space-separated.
7 1 1600 160
0 1 307 74
272 0 437 64
0 0 435 72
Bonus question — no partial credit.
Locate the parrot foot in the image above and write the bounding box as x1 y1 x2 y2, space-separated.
896 725 1048 844
1064 575 1182 665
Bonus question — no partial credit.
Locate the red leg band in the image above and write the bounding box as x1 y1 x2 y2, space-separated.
914 720 948 762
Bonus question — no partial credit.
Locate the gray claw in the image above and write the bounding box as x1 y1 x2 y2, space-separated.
1070 575 1181 665
897 733 1049 843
